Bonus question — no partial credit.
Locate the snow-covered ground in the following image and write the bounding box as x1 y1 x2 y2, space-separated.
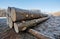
0 17 7 19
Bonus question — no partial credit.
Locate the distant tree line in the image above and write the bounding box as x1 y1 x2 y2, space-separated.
0 9 6 17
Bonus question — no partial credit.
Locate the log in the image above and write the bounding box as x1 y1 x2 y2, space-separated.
7 7 48 22
28 29 53 39
14 17 49 33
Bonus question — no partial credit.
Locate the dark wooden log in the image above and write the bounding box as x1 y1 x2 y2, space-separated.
7 7 48 22
14 17 49 33
28 29 53 39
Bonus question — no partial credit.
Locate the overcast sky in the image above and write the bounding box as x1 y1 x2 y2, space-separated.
0 0 60 13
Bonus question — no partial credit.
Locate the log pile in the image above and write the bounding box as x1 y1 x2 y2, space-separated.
7 7 48 28
1 7 53 39
14 17 49 33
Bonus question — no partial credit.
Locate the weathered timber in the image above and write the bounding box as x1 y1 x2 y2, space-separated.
28 29 53 39
7 7 48 22
14 17 49 33
7 7 49 28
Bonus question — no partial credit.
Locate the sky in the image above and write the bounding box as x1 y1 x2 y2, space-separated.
0 0 60 13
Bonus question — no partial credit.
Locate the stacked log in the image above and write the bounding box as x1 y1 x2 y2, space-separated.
8 7 48 22
13 17 52 39
7 7 51 39
14 17 49 33
7 7 48 28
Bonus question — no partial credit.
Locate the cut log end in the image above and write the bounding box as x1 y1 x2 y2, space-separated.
7 7 13 28
22 21 25 23
14 23 19 33
11 8 16 22
26 14 28 17
8 17 13 28
7 14 13 28
21 27 27 31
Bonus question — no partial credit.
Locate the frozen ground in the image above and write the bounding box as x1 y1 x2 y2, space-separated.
34 16 60 39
